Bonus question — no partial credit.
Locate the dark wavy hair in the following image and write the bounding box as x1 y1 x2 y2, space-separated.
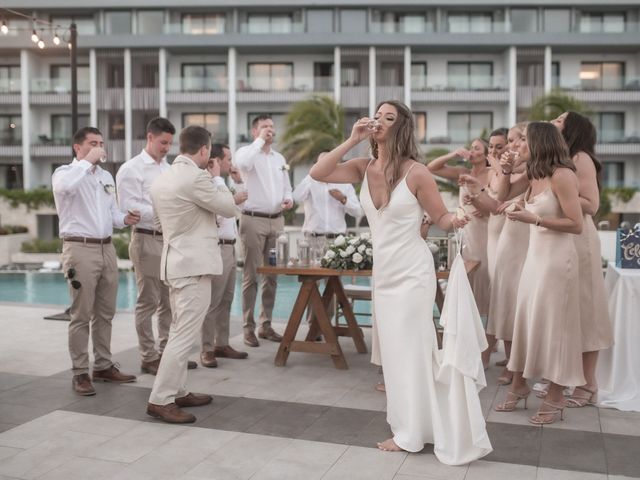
526 122 575 180
369 100 420 209
562 111 602 191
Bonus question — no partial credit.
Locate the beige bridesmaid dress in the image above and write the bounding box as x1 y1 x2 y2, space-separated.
486 187 506 284
486 193 529 341
575 214 614 352
508 186 585 387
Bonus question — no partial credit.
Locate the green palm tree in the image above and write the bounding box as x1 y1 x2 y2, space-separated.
529 90 591 121
280 95 345 167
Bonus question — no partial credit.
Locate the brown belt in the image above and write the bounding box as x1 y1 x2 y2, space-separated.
64 236 112 245
310 232 341 239
218 239 236 245
134 228 162 237
242 210 282 219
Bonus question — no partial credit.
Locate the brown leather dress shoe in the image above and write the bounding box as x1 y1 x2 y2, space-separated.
175 392 213 408
93 365 137 383
72 373 96 396
200 351 218 368
147 402 195 424
214 345 248 359
141 358 161 375
258 327 283 342
244 330 260 347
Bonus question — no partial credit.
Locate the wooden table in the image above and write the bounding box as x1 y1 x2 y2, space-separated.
258 261 478 369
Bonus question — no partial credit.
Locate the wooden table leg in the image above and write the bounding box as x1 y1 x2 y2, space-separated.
305 279 335 342
307 283 348 369
330 277 368 354
274 280 313 367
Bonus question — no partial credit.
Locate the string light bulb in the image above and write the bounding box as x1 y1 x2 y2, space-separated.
53 31 60 45
31 29 39 43
67 42 72 50
37 39 44 49
1 21 8 35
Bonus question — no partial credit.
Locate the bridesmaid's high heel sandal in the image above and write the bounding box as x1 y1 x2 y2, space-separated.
496 368 513 386
494 389 530 412
566 386 597 408
529 401 565 425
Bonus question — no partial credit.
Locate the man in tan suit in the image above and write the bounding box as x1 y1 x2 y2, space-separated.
147 126 236 424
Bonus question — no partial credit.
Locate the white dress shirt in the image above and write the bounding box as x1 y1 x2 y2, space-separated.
52 159 126 238
293 175 362 234
234 138 293 214
116 149 170 231
217 215 237 241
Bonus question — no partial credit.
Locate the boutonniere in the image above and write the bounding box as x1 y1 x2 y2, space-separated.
99 181 116 195
280 164 290 172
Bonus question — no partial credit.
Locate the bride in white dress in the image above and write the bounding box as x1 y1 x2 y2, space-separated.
310 100 492 464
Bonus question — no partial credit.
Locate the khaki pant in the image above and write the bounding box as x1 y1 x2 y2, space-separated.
129 232 172 362
61 241 118 375
239 215 284 331
201 244 236 351
149 275 212 406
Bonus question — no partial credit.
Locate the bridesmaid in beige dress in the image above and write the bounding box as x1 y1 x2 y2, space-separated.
428 140 491 319
495 122 585 426
552 111 614 407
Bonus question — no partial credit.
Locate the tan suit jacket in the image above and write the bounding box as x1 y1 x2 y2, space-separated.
150 155 236 281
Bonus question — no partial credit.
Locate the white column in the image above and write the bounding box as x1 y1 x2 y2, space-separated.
89 49 98 127
20 50 32 189
124 48 132 162
228 47 237 154
508 46 517 127
543 45 552 94
369 46 376 117
159 48 167 118
333 46 341 104
403 46 411 107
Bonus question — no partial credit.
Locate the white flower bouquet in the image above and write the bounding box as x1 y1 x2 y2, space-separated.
321 233 373 271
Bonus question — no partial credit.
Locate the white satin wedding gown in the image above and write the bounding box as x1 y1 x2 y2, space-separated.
361 163 492 465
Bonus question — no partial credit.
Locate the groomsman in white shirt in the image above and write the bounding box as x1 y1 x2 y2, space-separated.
235 115 293 347
200 144 249 367
116 118 197 374
293 160 362 240
52 127 140 396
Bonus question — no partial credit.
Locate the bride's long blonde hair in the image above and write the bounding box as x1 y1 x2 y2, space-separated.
369 100 420 209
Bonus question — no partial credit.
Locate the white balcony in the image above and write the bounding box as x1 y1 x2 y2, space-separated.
132 88 159 110
166 77 228 104
0 93 21 105
236 76 332 104
31 144 71 158
596 142 640 155
97 89 125 110
341 86 369 108
0 145 22 157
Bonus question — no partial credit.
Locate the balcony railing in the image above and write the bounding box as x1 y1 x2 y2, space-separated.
163 22 226 35
0 79 21 94
167 77 228 92
236 76 333 102
369 20 435 34
238 22 305 34
30 78 90 94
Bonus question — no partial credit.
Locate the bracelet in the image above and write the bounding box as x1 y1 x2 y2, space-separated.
535 215 542 227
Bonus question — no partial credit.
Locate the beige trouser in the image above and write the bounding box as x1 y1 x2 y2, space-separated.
61 241 118 375
201 244 236 351
129 231 172 362
149 275 212 406
239 215 284 331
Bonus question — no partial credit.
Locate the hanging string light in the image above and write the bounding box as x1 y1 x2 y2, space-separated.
1 20 8 35
1 9 74 50
31 28 38 43
53 29 60 45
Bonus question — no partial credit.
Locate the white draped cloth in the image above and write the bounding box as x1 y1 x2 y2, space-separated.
596 263 640 412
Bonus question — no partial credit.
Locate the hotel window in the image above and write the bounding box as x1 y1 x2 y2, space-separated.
107 64 125 88
307 9 333 33
51 114 91 144
50 15 96 35
447 112 493 143
411 63 427 90
414 112 427 143
602 162 625 188
339 9 367 33
341 63 361 87
51 65 90 93
108 113 125 140
181 13 225 34
181 64 226 91
247 63 293 91
0 115 22 145
448 62 492 90
376 12 428 33
448 13 492 33
544 9 570 32
552 62 560 89
579 12 625 33
313 63 333 91
511 9 538 32
593 112 625 142
137 10 164 34
0 65 20 93
104 11 132 34
380 62 403 87
247 13 293 34
0 165 22 190
580 62 624 90
182 113 228 142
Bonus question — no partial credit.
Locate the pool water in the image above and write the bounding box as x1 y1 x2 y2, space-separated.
0 271 374 324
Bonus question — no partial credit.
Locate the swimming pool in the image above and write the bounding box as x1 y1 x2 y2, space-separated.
0 271 373 323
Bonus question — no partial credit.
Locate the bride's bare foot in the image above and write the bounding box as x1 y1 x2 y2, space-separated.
374 382 386 392
376 438 404 452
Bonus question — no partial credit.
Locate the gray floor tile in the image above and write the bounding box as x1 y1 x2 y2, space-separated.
539 428 606 474
299 406 378 445
484 422 542 466
0 377 79 411
0 402 57 426
197 397 280 432
0 423 16 434
603 434 640 478
246 401 329 438
62 382 150 416
0 373 41 392
350 412 393 449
